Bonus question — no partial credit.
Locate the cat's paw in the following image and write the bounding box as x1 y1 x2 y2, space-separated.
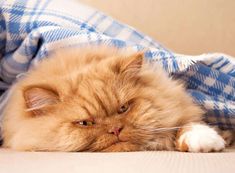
176 124 225 152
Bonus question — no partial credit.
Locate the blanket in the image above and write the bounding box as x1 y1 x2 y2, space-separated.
0 0 234 140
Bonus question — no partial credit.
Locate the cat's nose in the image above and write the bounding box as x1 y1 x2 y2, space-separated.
108 127 123 136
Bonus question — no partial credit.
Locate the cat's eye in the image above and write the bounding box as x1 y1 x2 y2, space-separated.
117 102 130 114
73 120 95 126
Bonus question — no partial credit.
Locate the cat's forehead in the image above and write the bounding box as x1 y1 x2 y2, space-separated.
62 84 133 120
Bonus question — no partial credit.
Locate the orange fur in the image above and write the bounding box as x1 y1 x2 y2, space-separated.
175 127 190 152
2 46 205 152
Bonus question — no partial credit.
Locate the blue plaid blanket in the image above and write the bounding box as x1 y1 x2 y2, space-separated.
0 0 235 135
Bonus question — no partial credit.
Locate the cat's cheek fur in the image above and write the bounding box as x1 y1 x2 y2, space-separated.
176 124 226 152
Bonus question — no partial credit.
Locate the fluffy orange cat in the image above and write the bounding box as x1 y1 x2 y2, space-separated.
1 47 229 152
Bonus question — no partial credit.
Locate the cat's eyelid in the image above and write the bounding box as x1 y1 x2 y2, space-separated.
117 102 130 114
72 118 95 126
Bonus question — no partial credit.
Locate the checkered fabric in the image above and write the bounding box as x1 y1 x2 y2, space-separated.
0 0 235 136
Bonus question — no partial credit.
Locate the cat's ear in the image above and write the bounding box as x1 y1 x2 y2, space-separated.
123 52 144 71
23 87 59 116
114 52 144 76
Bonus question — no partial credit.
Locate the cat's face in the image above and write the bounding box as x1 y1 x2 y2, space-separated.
2 48 202 151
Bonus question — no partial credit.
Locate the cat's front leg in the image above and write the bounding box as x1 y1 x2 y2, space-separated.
175 123 225 152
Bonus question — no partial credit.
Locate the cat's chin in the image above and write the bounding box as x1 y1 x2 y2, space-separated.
101 142 140 152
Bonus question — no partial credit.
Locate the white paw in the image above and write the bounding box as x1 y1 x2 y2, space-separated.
178 124 225 152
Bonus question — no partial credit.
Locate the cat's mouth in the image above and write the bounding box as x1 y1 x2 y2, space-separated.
100 136 137 152
105 138 127 147
101 141 130 152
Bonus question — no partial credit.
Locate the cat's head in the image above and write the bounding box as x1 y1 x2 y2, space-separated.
2 47 202 151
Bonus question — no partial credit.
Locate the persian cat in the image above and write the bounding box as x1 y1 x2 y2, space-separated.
1 46 231 152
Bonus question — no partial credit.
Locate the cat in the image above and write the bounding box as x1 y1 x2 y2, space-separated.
1 46 231 152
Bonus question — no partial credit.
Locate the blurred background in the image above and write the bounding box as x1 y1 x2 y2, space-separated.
80 0 235 56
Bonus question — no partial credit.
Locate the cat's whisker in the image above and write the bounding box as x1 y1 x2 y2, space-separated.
136 125 181 132
137 123 216 134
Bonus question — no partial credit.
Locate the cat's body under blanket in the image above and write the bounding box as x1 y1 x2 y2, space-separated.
1 47 232 152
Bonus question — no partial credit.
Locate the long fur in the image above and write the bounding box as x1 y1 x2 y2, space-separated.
2 46 214 151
